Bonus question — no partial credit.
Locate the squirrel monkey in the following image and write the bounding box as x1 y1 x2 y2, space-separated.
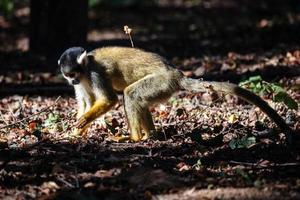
59 46 293 142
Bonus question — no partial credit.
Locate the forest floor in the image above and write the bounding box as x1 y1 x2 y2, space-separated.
0 0 300 199
0 77 299 200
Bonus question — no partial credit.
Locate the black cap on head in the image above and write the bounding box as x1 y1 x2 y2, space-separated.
59 47 85 74
59 47 85 66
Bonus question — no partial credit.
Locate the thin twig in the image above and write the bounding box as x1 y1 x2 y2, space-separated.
0 110 8 126
0 96 61 129
74 168 79 188
128 34 134 48
229 160 300 168
124 25 134 48
7 104 18 123
57 176 75 188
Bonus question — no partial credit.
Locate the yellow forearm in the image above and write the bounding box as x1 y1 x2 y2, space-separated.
86 99 116 121
77 98 117 128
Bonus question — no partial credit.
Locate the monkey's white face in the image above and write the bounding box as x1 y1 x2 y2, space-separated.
58 47 88 85
62 71 81 85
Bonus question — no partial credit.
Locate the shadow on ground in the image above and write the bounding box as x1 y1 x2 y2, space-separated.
1 136 300 199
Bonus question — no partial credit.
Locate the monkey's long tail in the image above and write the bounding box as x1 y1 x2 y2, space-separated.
180 77 294 135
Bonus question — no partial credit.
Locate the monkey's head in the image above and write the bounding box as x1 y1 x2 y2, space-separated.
58 47 88 85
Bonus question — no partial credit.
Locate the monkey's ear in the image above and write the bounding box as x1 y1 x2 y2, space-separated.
57 59 60 65
77 51 87 65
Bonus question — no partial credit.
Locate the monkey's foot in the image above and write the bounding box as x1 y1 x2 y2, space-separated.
141 134 150 141
71 128 88 138
141 130 156 141
76 116 88 129
108 135 131 142
68 133 81 140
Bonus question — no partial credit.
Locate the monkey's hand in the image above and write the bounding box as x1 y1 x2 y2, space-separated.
108 134 130 142
76 115 89 129
72 127 88 137
76 98 118 129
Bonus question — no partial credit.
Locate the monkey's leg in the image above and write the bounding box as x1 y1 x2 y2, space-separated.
108 134 131 142
141 109 155 140
124 73 180 142
123 93 143 142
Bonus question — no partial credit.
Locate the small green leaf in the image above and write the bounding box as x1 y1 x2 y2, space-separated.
273 92 298 110
260 85 267 96
256 82 262 89
229 136 256 149
270 84 285 93
239 76 298 110
235 168 252 184
284 95 298 110
0 0 14 16
249 82 256 89
229 139 237 149
44 113 60 127
193 159 203 170
249 75 262 82
244 136 256 147
89 0 98 7
62 122 69 131
273 91 287 102
239 80 250 87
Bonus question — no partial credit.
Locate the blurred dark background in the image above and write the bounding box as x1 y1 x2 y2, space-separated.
0 0 299 95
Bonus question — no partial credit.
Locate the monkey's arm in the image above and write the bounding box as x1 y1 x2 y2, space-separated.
74 85 86 119
76 99 86 119
76 69 118 129
76 96 118 129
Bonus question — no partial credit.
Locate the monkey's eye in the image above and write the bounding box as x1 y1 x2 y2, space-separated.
67 72 77 78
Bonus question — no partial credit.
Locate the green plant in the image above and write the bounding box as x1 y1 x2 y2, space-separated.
229 136 256 149
89 0 102 8
193 159 202 170
89 0 155 8
0 0 13 16
239 76 298 110
235 168 252 184
44 113 60 127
